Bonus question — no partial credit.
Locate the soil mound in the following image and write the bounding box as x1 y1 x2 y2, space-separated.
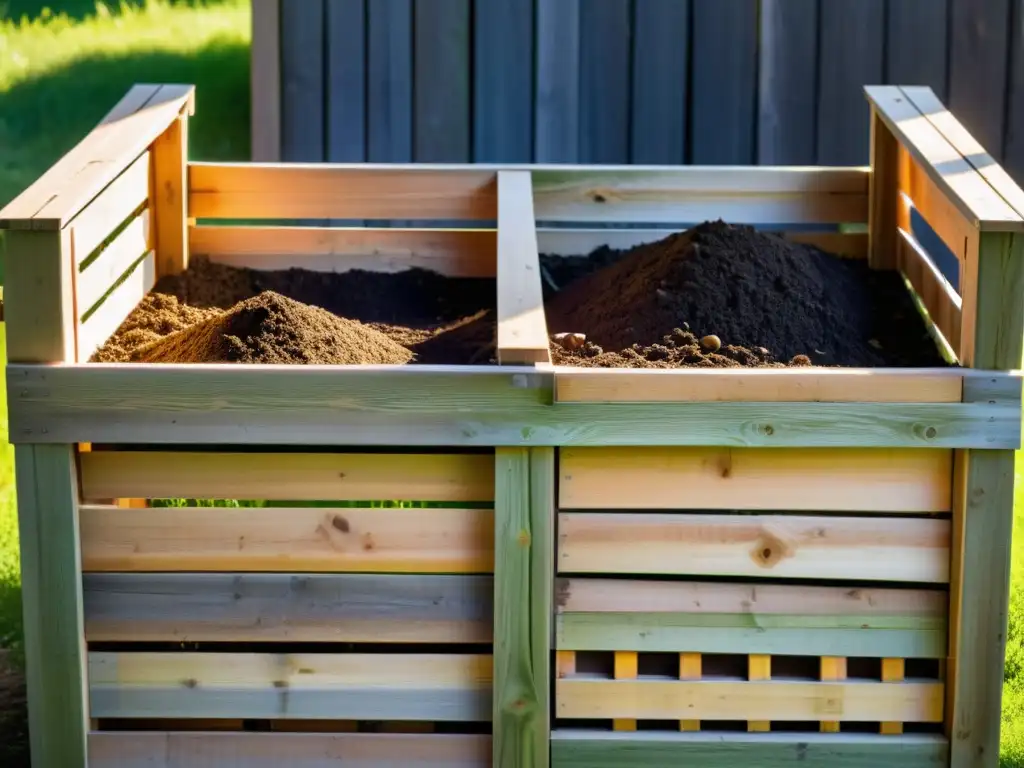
131 291 414 365
91 294 222 363
543 220 946 368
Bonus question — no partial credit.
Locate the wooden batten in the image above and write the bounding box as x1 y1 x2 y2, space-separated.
68 150 150 261
76 209 152 317
896 227 962 353
559 447 953 511
76 250 156 363
78 451 495 502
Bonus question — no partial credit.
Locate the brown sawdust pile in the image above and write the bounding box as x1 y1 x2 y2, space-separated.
542 220 948 368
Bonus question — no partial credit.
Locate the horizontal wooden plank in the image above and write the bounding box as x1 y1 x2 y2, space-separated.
897 228 962 353
84 573 493 642
77 209 151 316
556 611 946 658
556 678 944 722
69 151 150 261
558 578 947 616
79 451 495 502
559 447 953 511
551 731 948 768
898 150 979 263
555 368 964 403
80 505 494 573
188 163 498 220
76 250 155 363
8 363 1018 448
558 513 950 583
538 229 868 258
0 85 192 230
89 652 492 720
191 226 497 277
90 732 490 768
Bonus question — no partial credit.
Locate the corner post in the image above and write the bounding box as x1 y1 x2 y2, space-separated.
151 110 190 278
493 447 554 768
868 107 899 270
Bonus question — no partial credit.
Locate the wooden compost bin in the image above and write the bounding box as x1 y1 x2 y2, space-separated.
1 83 1021 768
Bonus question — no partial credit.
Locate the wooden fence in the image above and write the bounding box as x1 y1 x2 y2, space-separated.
250 0 1024 178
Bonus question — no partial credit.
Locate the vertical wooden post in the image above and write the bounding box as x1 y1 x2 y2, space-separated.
820 656 846 733
748 654 771 731
5 228 89 767
880 658 905 734
868 108 899 270
612 652 638 731
679 652 701 731
151 113 189 277
493 447 553 768
948 230 1024 768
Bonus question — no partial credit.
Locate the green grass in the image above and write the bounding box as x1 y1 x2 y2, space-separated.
1001 455 1024 766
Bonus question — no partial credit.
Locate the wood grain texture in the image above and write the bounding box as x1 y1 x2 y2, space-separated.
897 228 962 352
554 368 964 403
558 513 950 583
367 0 412 164
4 229 76 363
80 505 494 573
79 450 495 502
559 447 953 511
76 249 155 363
556 678 944 722
189 163 498 221
757 0 818 165
631 0 688 164
474 0 532 162
280 0 324 161
325 0 365 164
250 0 281 161
68 149 149 262
886 1 949 100
497 171 549 363
152 116 188 276
15 445 89 768
493 448 552 768
89 652 492 721
90 731 490 768
192 226 497 277
414 0 470 162
77 209 151 316
579 0 630 163
550 731 949 768
84 573 493 643
534 0 579 162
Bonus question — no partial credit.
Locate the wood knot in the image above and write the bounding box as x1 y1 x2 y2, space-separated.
751 529 792 569
517 529 531 547
273 680 289 689
182 678 198 689
362 533 375 551
331 515 350 533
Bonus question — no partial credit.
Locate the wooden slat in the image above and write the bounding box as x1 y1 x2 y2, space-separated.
554 368 963 403
152 115 189 276
679 653 701 731
250 0 281 161
80 505 494 573
578 0 630 163
630 0 688 164
865 85 1023 231
497 171 549 363
531 167 868 224
556 679 944 722
83 573 493 643
77 209 151 316
474 0 532 162
189 164 498 220
493 448 552 768
80 451 495 502
898 147 978 263
326 0 365 164
90 732 490 768
77 250 156 363
559 513 949 584
881 658 906 735
367 0 412 165
4 229 76 363
550 731 949 768
68 150 149 261
691 0 757 163
612 651 638 732
89 652 492 721
757 0 818 165
897 228 962 352
820 657 847 733
559 447 952 512
191 226 497 277
534 0 580 162
280 0 323 162
414 0 470 162
557 651 576 678
1009 16 1024 184
748 655 771 732
886 3 948 98
817 1 884 165
0 84 193 230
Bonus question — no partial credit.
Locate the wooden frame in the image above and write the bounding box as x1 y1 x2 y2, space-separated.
2 83 1023 768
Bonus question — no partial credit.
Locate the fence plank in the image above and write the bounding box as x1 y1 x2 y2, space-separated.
817 0 885 165
691 0 757 164
534 0 580 162
1004 1 1024 182
414 0 471 161
631 0 688 164
250 0 281 161
474 0 533 162
280 0 324 161
367 0 412 163
579 0 631 163
886 0 949 99
757 0 818 164
326 0 365 163
949 0 1012 159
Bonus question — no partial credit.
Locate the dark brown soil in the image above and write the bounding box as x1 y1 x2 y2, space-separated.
542 221 949 368
93 257 496 365
0 653 28 768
